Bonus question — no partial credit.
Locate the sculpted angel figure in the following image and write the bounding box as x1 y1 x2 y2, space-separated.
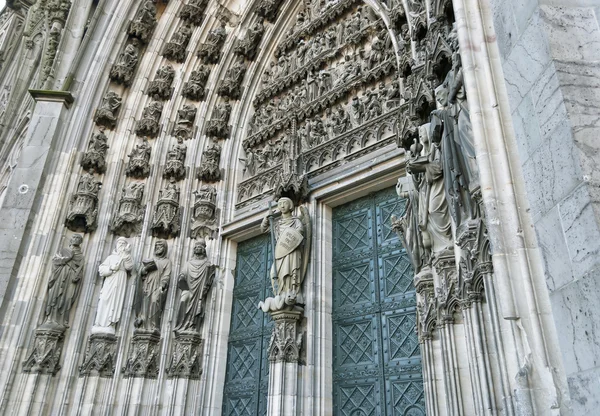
258 198 311 312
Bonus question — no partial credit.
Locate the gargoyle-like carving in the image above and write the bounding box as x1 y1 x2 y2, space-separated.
163 139 187 181
65 173 101 233
197 139 221 182
152 181 181 239
81 130 109 174
135 101 163 138
190 185 217 239
205 98 231 138
217 59 246 99
110 40 140 86
126 140 152 179
94 91 121 129
128 0 157 43
256 0 284 22
111 182 145 237
197 22 226 64
163 24 193 63
182 65 210 101
234 20 264 60
147 65 175 100
179 0 208 26
173 104 197 140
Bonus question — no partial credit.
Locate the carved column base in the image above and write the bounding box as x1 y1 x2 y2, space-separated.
166 331 203 379
22 325 66 375
79 333 118 378
122 330 161 379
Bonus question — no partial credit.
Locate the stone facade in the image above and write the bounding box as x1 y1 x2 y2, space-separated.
0 0 596 414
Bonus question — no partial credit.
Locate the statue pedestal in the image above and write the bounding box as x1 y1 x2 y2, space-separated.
266 308 303 416
167 331 203 379
79 333 118 378
122 330 161 379
22 325 66 375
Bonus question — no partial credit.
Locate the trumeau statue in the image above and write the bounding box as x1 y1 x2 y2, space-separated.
111 182 145 237
197 139 221 182
182 65 210 101
173 104 197 140
147 65 175 100
197 22 227 64
258 198 311 312
134 240 171 333
190 185 217 239
128 0 157 43
80 130 109 174
135 101 163 138
163 24 193 63
94 91 121 129
126 139 152 178
65 173 102 233
43 234 84 328
92 237 134 335
163 138 187 181
174 240 215 332
110 40 140 86
152 180 181 239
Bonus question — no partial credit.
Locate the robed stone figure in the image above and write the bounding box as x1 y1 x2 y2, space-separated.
259 197 311 312
43 234 85 328
135 240 171 333
93 237 133 334
175 241 215 332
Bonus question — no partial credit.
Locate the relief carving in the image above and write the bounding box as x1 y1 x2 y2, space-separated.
256 0 284 22
205 98 231 139
128 0 157 43
173 104 197 140
135 101 163 138
147 64 175 100
163 138 187 181
217 59 246 99
163 24 193 63
197 139 221 182
197 22 226 64
80 130 109 174
110 40 140 87
190 185 217 239
94 91 122 129
151 180 181 239
111 182 145 237
182 65 210 101
126 140 152 179
65 173 101 233
234 20 264 60
179 0 208 26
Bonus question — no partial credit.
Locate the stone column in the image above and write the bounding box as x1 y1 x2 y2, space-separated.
0 90 73 311
266 308 303 416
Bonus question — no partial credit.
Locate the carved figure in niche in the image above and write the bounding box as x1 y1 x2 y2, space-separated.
368 34 385 69
305 69 318 102
350 96 364 125
182 65 210 101
235 20 264 60
197 22 227 64
258 198 311 311
94 91 121 129
364 88 382 120
163 139 187 181
241 144 257 177
126 140 152 178
174 240 215 332
335 54 361 86
163 24 193 63
112 182 145 237
173 104 197 140
179 0 208 25
110 39 140 86
198 139 221 182
385 79 401 109
65 173 102 233
261 61 274 85
317 69 332 97
135 240 172 333
331 106 351 135
296 40 307 69
152 180 181 239
92 237 133 334
260 140 275 170
217 59 246 99
128 0 157 43
190 185 217 239
147 65 175 100
256 0 284 22
81 130 109 174
43 234 84 328
206 99 231 139
135 101 163 138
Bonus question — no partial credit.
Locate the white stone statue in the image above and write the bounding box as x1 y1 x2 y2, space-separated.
92 237 133 334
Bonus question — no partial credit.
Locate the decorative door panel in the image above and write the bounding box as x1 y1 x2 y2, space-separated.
333 187 425 416
223 235 271 416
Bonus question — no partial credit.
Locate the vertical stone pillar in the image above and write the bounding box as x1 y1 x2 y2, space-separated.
0 90 73 311
266 308 303 416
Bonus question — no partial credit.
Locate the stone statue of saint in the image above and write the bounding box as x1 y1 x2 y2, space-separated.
93 237 134 334
43 234 85 328
175 240 216 332
135 240 171 333
259 197 311 312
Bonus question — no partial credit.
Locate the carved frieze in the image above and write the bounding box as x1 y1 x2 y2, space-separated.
110 40 140 86
126 140 152 179
182 65 210 101
163 24 193 63
217 59 246 99
111 182 145 237
197 140 221 182
79 333 117 378
147 65 175 100
135 101 163 138
163 139 187 181
197 22 227 64
65 173 101 233
81 130 109 174
234 20 264 60
179 0 208 26
94 91 122 129
190 185 217 239
151 181 181 239
128 0 157 43
205 99 231 139
173 104 197 140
